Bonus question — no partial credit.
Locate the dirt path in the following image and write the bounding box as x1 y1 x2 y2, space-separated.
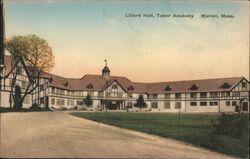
0 112 233 158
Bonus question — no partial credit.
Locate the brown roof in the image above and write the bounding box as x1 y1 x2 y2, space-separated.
42 71 245 93
146 77 245 94
4 55 247 93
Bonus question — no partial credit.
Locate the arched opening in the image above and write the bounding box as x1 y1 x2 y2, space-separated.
240 98 249 112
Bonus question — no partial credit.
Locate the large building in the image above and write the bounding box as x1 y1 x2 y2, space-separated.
0 55 249 113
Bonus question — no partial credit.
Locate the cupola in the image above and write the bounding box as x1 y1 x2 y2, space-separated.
102 59 110 79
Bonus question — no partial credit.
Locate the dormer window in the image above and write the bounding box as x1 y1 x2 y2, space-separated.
165 85 172 91
87 83 93 89
221 82 231 89
63 81 68 87
190 84 198 90
127 85 134 91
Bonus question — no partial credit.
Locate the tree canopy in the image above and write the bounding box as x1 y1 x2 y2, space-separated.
134 95 147 111
83 94 93 107
6 34 54 72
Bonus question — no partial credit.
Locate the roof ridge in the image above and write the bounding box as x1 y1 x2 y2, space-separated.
44 72 67 79
81 74 103 79
145 76 244 84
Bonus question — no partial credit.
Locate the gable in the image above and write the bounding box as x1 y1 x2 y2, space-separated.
4 55 30 80
105 80 126 93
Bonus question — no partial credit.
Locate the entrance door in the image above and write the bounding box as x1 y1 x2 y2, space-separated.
242 102 248 111
106 101 121 110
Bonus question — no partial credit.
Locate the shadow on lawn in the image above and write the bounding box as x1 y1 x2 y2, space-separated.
0 107 52 113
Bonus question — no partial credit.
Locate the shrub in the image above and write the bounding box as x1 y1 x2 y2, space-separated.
30 103 41 110
211 113 249 138
13 85 23 110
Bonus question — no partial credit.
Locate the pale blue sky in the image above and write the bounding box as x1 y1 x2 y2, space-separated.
4 0 249 82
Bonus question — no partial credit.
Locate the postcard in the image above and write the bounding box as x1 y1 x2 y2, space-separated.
0 0 249 158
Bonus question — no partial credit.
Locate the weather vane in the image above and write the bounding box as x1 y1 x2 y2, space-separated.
104 59 107 66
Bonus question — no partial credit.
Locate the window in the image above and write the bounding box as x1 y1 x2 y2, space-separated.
61 99 65 105
190 102 197 106
77 101 83 105
153 94 158 99
56 89 60 94
209 101 218 106
190 93 197 98
87 91 94 96
127 102 133 108
165 85 172 91
86 83 93 89
76 91 80 97
67 100 74 106
232 101 237 106
128 93 133 98
98 92 104 97
164 102 171 109
226 92 230 97
221 82 231 89
175 102 181 109
200 102 207 106
56 99 65 105
164 93 170 99
151 102 158 109
23 95 30 104
127 85 134 91
175 93 181 99
39 84 44 91
190 84 198 90
16 66 22 74
232 92 240 97
226 101 230 106
40 97 44 104
242 82 247 89
221 92 226 97
51 88 55 94
210 92 219 98
112 84 118 89
9 79 13 86
21 81 26 89
51 98 55 105
200 93 207 98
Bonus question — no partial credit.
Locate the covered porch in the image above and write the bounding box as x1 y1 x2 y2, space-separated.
100 100 126 110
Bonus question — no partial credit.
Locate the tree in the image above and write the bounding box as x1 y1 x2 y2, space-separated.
134 95 147 112
83 94 93 108
13 85 22 110
5 34 54 109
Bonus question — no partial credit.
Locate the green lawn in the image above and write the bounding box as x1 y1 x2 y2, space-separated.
72 112 249 158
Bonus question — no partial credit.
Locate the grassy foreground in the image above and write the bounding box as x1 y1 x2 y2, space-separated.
72 112 249 158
